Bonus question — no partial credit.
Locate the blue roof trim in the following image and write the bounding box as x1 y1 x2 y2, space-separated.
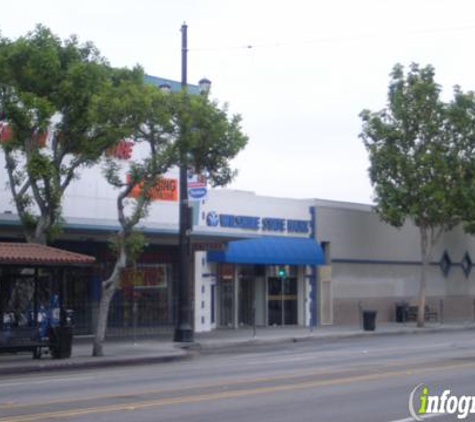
0 218 22 227
331 258 453 266
144 74 200 94
65 222 178 235
207 236 325 266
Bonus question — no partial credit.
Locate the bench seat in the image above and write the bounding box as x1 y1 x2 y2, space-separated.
0 327 49 358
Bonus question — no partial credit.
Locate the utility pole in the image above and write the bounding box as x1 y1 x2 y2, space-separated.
174 22 194 342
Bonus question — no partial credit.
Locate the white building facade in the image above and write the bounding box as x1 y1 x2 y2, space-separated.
1 152 475 332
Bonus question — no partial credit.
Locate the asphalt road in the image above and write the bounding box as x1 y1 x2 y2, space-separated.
1 331 475 422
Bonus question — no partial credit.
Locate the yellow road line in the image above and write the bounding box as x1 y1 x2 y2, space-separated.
1 360 475 422
0 353 471 412
0 365 356 411
0 371 413 422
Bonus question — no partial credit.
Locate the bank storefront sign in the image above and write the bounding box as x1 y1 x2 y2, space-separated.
206 211 310 234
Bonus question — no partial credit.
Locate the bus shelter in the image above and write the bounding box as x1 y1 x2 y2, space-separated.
0 242 94 359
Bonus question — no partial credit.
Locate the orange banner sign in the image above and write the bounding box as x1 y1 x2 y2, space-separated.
127 174 178 202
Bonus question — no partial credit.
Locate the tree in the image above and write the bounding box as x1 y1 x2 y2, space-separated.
445 88 475 234
92 87 248 356
0 25 135 244
360 63 475 327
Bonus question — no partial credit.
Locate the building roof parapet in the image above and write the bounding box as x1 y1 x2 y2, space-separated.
313 198 374 212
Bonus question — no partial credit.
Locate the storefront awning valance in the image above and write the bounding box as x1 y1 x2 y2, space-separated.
207 236 325 266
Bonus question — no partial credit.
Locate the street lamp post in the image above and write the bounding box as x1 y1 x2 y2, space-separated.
174 22 194 343
173 24 212 342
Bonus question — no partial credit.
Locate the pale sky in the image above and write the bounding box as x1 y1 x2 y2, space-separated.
2 0 475 204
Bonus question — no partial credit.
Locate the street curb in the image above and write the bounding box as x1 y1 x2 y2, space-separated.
189 324 475 354
0 353 191 376
2 324 474 375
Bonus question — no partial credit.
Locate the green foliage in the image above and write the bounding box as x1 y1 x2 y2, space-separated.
46 215 65 242
20 212 38 232
170 92 248 186
93 33 248 355
102 77 248 299
360 63 472 232
125 231 147 263
0 25 142 243
103 83 248 237
444 88 475 234
108 231 146 264
360 62 475 327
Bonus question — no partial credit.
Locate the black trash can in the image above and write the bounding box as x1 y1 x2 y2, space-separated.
395 303 407 323
363 311 377 331
48 326 73 359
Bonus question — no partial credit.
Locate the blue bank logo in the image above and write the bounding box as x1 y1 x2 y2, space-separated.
206 211 220 227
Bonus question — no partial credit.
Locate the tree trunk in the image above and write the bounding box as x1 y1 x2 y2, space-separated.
417 226 430 328
92 282 116 357
92 243 126 357
33 215 49 245
28 231 47 245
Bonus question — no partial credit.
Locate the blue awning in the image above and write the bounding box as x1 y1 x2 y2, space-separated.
207 236 325 266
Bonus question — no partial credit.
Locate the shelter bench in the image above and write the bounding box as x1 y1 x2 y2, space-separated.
0 327 48 359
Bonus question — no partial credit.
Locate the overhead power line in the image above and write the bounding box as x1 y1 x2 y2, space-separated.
189 24 475 53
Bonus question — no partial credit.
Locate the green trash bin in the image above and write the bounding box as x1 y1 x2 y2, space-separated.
363 311 377 331
48 326 73 359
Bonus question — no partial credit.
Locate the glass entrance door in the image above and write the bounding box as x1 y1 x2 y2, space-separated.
238 277 254 326
268 277 298 325
218 264 234 328
219 280 234 327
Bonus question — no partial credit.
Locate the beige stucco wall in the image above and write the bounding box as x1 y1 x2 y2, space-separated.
315 201 475 325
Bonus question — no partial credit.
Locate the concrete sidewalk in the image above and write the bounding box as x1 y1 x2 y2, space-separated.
0 338 188 376
1 321 475 376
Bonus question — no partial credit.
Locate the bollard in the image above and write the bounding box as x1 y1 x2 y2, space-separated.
252 300 256 338
133 298 138 345
439 299 444 325
358 301 363 329
308 298 314 333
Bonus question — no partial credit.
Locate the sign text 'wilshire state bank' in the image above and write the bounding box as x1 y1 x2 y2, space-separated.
206 212 310 234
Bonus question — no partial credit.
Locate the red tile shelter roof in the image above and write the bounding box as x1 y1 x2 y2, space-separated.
0 243 95 266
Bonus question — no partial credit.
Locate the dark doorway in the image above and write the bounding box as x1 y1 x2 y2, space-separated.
268 276 298 325
238 277 254 326
219 280 234 327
